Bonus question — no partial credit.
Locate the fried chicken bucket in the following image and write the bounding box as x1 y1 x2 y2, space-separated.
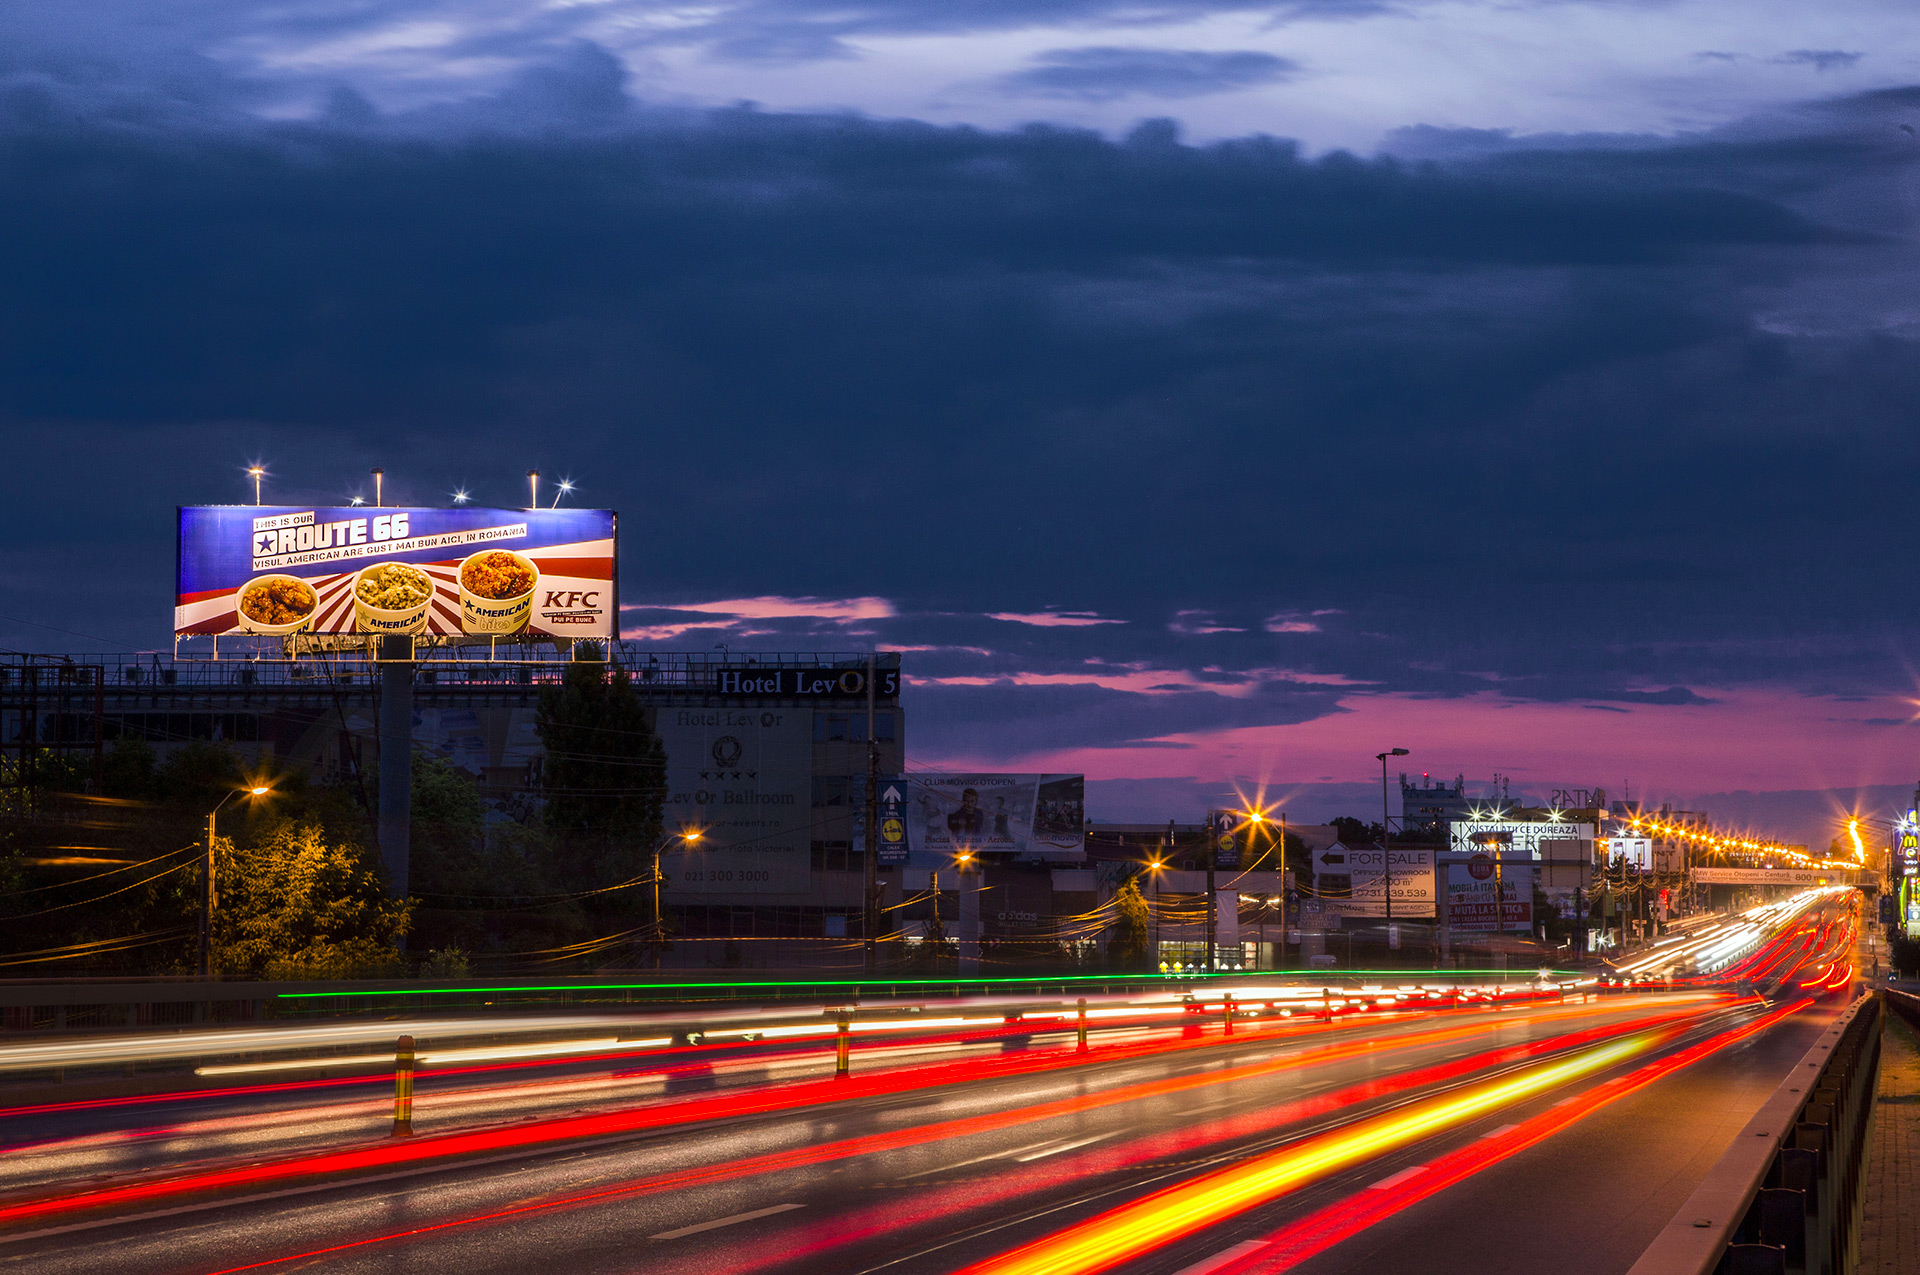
457 549 539 634
233 574 318 635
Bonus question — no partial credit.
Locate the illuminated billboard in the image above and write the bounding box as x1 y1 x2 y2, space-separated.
1448 817 1594 859
901 774 1084 863
175 506 616 640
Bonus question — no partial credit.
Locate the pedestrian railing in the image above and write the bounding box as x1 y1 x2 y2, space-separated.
1627 990 1881 1275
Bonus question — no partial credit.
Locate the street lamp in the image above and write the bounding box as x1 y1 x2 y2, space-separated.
248 466 265 505
646 829 701 968
203 783 272 977
1376 749 1409 923
1145 856 1165 968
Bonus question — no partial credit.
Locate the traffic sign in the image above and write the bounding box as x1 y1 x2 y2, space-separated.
878 778 908 864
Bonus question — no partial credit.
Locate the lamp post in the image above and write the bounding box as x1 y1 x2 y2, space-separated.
203 784 272 977
1146 856 1164 969
371 468 384 508
248 466 264 506
646 830 700 968
1375 749 1409 925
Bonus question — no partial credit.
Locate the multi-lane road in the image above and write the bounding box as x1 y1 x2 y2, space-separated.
0 889 1863 1275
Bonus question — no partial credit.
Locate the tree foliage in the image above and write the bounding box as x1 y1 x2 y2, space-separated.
535 655 667 918
213 821 410 980
1329 816 1385 845
1108 877 1151 971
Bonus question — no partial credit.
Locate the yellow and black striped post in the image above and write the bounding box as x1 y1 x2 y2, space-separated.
834 1014 851 1080
392 1034 415 1137
1223 991 1235 1036
1076 997 1088 1053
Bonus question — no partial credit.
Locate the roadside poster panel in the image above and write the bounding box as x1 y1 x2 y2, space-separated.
1446 855 1533 931
1311 844 1436 918
903 774 1084 862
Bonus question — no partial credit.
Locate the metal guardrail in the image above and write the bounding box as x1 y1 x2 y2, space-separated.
0 970 1586 1034
1627 990 1882 1275
5 649 898 688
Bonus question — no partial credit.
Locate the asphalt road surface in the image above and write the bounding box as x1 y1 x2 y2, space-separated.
0 891 1860 1275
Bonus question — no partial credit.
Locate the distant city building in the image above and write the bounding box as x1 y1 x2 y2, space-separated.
1399 773 1470 837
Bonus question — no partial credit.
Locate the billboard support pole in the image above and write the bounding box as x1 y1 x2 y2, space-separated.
376 635 413 913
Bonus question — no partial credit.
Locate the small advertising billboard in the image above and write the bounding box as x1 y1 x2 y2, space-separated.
1311 844 1436 918
1445 852 1534 931
175 505 616 640
901 774 1084 862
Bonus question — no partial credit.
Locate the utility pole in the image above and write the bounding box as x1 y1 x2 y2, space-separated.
201 783 270 977
863 653 880 974
376 634 414 908
201 809 217 977
1205 809 1217 972
1377 749 1408 926
1281 811 1290 970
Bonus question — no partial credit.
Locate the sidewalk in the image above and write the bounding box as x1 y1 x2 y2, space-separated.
1860 1003 1920 1272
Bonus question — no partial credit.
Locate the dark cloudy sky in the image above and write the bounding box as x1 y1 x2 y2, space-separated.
6 1 1920 844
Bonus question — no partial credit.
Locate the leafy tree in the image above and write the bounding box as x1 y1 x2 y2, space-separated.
408 754 487 895
1280 830 1311 881
213 822 410 979
420 946 472 978
1329 816 1384 845
536 654 667 948
1108 877 1151 970
405 754 589 960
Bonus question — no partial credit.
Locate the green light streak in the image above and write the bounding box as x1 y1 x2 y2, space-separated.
277 969 1577 999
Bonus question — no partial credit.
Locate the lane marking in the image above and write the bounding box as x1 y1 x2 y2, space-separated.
899 1140 1062 1178
1172 1240 1269 1275
1479 1124 1519 1140
1368 1165 1427 1190
650 1203 803 1240
1013 1132 1120 1162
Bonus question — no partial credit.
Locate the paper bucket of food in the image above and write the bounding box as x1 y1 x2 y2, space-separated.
458 549 539 634
352 562 436 634
234 574 318 635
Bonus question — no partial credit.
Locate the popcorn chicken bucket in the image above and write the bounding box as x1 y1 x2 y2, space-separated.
351 562 435 634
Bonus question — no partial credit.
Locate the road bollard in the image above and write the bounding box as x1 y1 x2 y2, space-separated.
1322 988 1331 1022
834 1013 851 1080
392 1035 415 1137
1223 992 1234 1036
1076 998 1089 1053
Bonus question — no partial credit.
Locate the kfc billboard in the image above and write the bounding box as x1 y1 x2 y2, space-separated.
175 505 616 640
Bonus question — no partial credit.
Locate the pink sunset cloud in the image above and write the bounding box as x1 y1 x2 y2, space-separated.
621 595 896 638
920 686 1920 804
910 664 1375 696
987 611 1127 627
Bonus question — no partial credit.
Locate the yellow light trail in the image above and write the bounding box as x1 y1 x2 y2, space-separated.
958 1027 1671 1275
